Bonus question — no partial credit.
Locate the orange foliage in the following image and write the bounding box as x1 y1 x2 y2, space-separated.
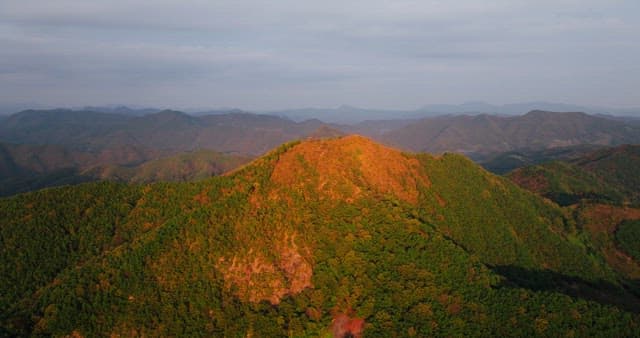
217 232 313 304
270 135 430 204
69 330 84 338
193 190 210 205
331 312 365 338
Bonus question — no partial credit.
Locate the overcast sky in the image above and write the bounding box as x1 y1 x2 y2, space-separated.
1 1 639 110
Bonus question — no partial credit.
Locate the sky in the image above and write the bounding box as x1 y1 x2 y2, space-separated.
1 0 639 111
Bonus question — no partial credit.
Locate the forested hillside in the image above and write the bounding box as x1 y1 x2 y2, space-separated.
506 145 640 294
1 136 638 336
0 143 251 197
508 145 640 206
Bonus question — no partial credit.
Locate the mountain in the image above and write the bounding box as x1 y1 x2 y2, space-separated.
0 108 331 195
506 145 640 288
508 145 640 206
416 101 605 116
271 102 640 124
81 105 161 116
383 111 640 158
270 105 410 124
306 125 347 139
480 144 606 174
85 149 252 183
0 109 131 148
190 108 252 116
1 136 638 336
4 108 639 159
0 143 251 196
0 109 328 155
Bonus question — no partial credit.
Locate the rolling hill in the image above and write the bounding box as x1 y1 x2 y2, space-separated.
85 149 252 184
479 144 605 175
508 145 640 206
0 143 251 196
1 136 638 336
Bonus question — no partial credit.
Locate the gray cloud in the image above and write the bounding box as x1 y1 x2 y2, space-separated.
0 0 638 110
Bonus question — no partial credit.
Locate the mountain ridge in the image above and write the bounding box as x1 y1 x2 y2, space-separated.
382 110 640 157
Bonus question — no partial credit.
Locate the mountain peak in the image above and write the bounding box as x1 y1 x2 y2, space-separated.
269 135 430 204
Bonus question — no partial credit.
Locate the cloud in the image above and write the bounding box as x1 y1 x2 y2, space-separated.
0 1 639 109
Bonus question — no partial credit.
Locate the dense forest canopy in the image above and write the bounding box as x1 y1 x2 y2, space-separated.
2 136 639 336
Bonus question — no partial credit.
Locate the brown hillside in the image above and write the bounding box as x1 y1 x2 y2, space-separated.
270 135 430 204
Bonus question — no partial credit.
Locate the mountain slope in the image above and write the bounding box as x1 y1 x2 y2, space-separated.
0 143 251 196
506 145 640 290
383 111 640 157
0 109 130 147
480 144 605 174
508 145 640 206
86 149 252 183
0 142 168 196
1 136 638 336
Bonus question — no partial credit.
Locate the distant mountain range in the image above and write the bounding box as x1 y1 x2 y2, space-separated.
3 108 639 157
1 107 639 196
0 109 324 155
2 101 639 123
380 110 640 159
268 102 640 124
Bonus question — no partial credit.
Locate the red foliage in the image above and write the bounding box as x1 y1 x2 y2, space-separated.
331 313 365 338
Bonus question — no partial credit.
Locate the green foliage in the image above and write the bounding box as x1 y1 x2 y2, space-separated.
417 153 613 283
575 145 640 204
1 139 638 336
508 145 640 206
0 182 141 319
509 161 624 206
616 220 640 261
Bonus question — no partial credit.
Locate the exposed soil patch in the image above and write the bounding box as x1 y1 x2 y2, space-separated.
331 312 365 338
217 232 313 304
